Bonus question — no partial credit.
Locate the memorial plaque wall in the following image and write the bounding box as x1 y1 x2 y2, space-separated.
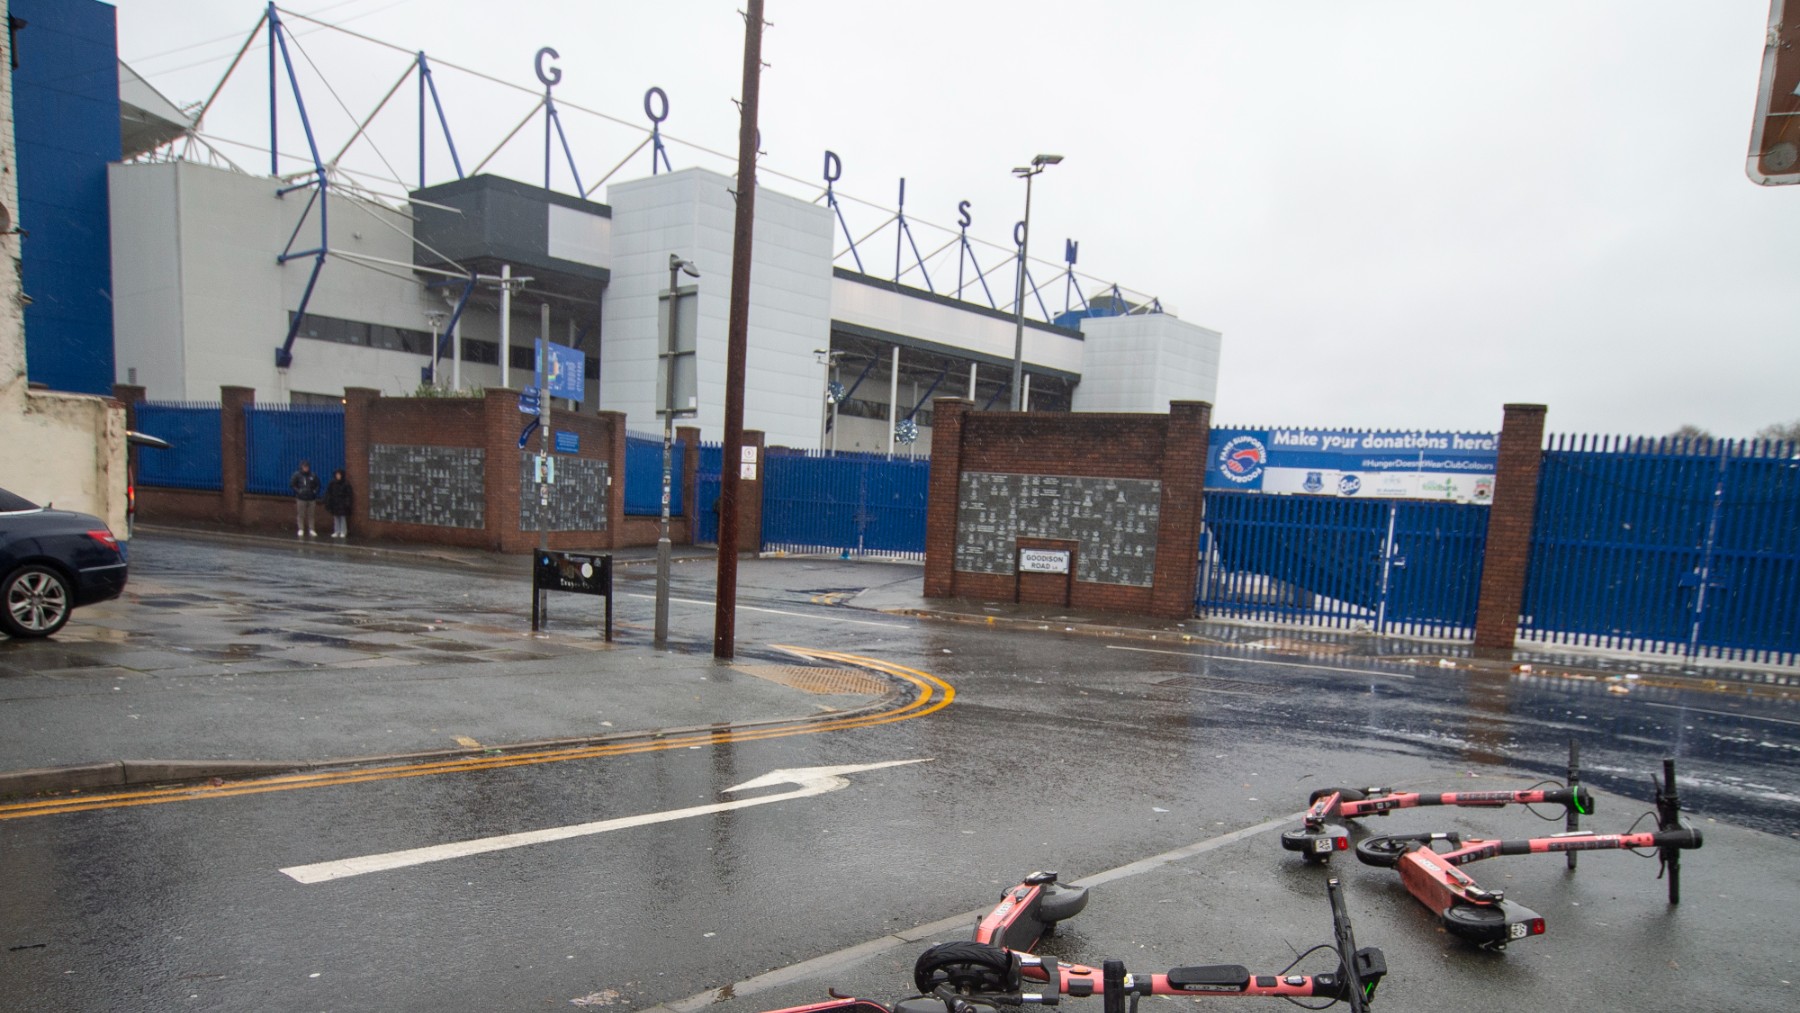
955 471 1161 587
369 444 486 528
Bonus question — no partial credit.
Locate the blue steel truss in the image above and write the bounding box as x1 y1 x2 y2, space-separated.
417 52 464 188
268 3 328 370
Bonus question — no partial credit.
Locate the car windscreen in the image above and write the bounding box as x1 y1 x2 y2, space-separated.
0 487 42 512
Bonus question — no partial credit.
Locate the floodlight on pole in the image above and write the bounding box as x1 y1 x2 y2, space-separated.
1010 153 1061 411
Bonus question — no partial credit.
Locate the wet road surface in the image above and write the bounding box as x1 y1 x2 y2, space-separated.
1 534 1796 1010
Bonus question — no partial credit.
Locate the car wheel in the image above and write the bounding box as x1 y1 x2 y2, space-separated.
2 565 74 638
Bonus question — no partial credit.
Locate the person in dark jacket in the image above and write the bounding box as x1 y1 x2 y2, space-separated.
325 469 354 539
290 460 321 537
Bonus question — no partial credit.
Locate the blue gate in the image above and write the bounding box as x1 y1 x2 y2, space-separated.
695 442 723 544
1197 490 1487 637
243 405 345 494
133 402 223 490
624 432 685 516
761 451 930 559
1522 435 1800 665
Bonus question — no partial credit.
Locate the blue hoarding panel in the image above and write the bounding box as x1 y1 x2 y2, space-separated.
13 0 122 396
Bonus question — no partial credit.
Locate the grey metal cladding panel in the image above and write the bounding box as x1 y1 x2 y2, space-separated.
519 456 609 532
483 185 552 262
370 444 486 529
410 188 489 267
955 471 1161 587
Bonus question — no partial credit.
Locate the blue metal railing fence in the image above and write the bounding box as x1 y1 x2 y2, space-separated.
695 442 723 543
761 450 930 559
1197 491 1486 638
624 432 686 517
133 402 224 491
243 405 346 495
1522 434 1800 665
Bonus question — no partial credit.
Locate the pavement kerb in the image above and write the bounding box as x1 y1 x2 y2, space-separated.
0 686 909 802
131 523 720 571
877 605 1800 700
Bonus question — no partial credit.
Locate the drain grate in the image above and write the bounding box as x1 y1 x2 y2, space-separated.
731 664 889 696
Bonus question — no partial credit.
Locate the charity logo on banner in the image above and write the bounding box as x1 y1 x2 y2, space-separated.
1207 427 1498 503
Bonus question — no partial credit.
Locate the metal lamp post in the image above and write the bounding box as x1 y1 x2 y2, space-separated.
656 253 700 646
1010 153 1061 412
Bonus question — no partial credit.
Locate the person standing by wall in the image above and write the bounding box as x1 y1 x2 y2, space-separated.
325 468 354 539
290 460 321 537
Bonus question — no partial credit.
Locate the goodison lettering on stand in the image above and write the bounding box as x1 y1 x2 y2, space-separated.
1207 428 1499 504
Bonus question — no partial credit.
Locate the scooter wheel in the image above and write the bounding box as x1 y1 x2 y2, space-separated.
1307 786 1368 805
914 941 1018 995
1353 835 1412 868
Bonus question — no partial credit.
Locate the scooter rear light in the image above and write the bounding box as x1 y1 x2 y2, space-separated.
1335 836 1350 853
1526 918 1546 937
85 529 120 552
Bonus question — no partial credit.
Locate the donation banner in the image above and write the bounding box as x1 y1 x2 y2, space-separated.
1207 427 1498 503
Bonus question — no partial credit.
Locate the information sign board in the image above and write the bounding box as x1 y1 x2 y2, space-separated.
1207 427 1498 503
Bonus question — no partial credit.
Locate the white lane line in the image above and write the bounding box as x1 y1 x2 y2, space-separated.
1107 644 1418 679
621 592 908 629
641 812 1302 1013
1639 701 1800 729
280 760 927 884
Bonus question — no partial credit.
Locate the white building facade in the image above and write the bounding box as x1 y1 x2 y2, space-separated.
108 157 1222 452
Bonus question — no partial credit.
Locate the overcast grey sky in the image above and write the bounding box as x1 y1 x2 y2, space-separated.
111 0 1798 438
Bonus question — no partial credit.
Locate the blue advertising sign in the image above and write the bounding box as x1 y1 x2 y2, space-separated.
554 430 579 454
1207 427 1498 503
536 340 586 400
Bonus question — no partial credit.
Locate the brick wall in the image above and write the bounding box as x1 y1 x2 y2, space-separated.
131 385 678 555
924 399 1213 619
1474 403 1548 650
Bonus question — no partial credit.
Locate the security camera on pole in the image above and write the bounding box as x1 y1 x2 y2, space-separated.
1010 154 1061 411
657 254 700 646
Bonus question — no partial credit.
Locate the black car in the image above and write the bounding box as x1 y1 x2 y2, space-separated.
0 485 129 638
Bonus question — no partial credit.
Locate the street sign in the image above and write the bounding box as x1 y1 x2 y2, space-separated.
656 286 699 418
1019 548 1071 574
518 418 539 448
1748 0 1800 184
518 387 541 414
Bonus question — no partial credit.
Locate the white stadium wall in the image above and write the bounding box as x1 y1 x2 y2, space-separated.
600 168 833 447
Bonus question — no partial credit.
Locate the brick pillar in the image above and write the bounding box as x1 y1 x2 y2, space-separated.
1150 400 1213 618
112 384 146 430
678 425 700 545
737 429 766 553
923 398 972 598
600 410 628 549
220 386 254 526
1474 403 1549 651
485 388 520 553
342 387 380 537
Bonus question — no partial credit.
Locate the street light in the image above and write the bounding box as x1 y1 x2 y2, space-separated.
656 253 700 647
1011 153 1061 412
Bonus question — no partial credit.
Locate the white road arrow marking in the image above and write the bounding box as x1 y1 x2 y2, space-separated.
279 758 929 884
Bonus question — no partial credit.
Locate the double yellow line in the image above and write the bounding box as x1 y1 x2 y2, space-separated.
0 648 952 821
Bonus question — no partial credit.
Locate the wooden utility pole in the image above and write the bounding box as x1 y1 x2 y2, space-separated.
714 0 765 659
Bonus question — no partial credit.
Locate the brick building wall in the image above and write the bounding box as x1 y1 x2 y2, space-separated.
925 399 1213 619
